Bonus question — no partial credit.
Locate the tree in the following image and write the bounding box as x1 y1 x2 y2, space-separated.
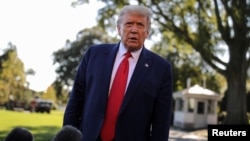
151 41 224 93
25 68 35 89
74 0 250 124
42 85 57 102
53 26 118 97
0 43 27 105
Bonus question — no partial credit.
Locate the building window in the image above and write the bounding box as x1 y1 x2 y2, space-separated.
197 101 205 114
188 98 195 112
176 98 183 111
207 100 215 114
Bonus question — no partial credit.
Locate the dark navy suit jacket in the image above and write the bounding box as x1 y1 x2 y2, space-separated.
63 43 173 141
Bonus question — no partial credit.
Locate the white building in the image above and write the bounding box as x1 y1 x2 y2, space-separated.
173 84 221 130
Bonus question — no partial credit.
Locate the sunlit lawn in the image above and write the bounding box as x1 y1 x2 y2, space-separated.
0 109 64 141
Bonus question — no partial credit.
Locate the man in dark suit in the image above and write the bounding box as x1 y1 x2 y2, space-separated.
63 5 173 141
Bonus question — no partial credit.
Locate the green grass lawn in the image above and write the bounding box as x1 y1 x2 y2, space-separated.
0 109 64 141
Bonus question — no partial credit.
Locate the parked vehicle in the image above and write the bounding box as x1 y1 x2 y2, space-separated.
29 99 52 113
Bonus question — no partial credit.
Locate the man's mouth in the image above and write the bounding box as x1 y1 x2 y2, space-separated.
129 37 138 41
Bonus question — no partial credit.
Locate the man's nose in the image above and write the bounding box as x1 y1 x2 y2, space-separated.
130 24 138 33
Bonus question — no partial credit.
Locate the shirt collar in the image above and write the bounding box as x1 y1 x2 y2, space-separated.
118 42 143 60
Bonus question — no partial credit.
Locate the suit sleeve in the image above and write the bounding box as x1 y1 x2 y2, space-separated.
62 49 89 129
151 62 173 141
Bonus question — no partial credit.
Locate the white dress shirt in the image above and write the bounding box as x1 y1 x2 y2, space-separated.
109 43 142 94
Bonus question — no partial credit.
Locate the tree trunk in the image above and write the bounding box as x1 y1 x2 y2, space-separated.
224 79 248 124
223 45 249 124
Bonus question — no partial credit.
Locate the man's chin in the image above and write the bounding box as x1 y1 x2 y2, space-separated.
127 42 139 47
126 45 142 51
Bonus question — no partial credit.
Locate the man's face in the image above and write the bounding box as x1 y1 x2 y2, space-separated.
117 13 149 51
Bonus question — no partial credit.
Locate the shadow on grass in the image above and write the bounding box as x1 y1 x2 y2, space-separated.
0 125 60 141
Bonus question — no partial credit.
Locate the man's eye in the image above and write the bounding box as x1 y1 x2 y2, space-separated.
138 23 144 28
126 23 133 26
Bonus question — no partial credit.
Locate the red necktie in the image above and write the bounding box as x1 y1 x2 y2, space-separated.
100 52 131 141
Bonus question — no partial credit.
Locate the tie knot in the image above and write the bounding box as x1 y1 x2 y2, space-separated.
125 52 132 59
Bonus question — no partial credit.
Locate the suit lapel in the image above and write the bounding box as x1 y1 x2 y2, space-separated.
100 44 119 109
119 48 152 114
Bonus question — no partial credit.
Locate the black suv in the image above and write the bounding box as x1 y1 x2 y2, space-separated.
30 99 52 113
35 100 52 113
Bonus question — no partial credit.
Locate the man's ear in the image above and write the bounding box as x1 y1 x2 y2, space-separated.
146 27 151 37
117 25 121 36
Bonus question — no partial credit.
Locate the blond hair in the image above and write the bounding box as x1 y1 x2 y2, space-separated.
117 5 152 32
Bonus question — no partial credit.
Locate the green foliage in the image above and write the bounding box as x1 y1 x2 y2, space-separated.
52 81 69 104
52 26 118 98
42 85 57 102
0 43 27 105
151 39 224 93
